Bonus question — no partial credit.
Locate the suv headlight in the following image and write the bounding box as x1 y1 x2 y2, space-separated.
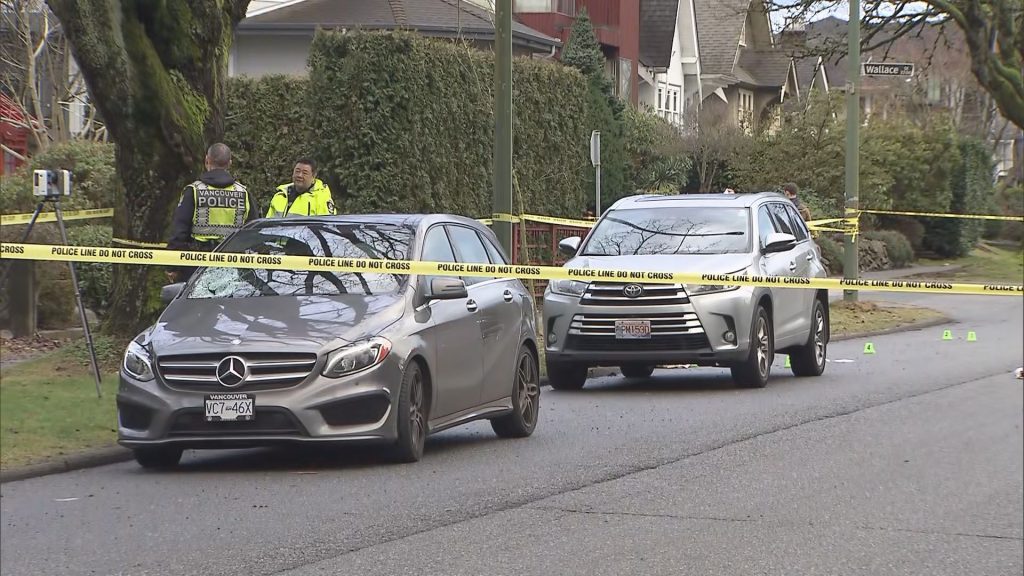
123 340 155 381
322 337 392 378
549 279 589 297
686 270 746 296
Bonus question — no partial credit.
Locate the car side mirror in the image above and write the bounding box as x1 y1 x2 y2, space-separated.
763 232 797 254
160 282 185 305
558 236 581 257
426 277 468 300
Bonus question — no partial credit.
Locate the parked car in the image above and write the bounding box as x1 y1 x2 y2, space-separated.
543 192 829 389
118 215 540 468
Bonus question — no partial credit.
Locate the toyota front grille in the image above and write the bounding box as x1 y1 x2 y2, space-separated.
580 283 689 306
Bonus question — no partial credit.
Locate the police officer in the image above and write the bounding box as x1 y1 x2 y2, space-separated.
166 143 258 282
266 158 336 217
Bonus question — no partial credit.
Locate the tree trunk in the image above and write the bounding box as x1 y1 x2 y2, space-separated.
45 0 251 337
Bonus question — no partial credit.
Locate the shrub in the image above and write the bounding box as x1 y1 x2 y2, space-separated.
305 30 600 218
624 106 690 194
922 139 993 257
815 235 843 275
864 229 914 268
876 216 926 251
66 225 113 316
0 140 116 217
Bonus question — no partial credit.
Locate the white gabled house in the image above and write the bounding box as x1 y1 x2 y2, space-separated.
637 0 702 128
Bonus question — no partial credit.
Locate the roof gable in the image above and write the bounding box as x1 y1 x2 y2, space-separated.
639 0 680 70
693 0 749 76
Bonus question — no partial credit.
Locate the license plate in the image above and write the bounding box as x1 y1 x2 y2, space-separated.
615 320 651 339
204 393 255 422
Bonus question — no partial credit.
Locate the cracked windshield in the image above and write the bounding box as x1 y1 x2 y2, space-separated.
582 207 751 255
188 223 413 298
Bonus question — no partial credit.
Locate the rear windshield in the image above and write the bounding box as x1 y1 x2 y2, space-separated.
187 222 414 299
581 207 751 256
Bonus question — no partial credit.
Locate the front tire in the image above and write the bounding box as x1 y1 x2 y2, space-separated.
731 306 773 388
546 361 588 390
133 447 183 469
790 298 828 377
491 346 541 438
390 361 428 463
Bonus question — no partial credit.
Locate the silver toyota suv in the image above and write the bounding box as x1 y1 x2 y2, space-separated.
543 193 829 389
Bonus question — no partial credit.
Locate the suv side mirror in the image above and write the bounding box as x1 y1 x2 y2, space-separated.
763 232 797 254
558 236 581 257
160 282 185 305
426 277 468 300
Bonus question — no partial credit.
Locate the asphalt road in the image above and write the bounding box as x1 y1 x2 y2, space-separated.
1 292 1021 576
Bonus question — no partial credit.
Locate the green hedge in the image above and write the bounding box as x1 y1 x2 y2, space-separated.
864 229 914 268
304 30 597 217
922 138 993 258
224 75 315 209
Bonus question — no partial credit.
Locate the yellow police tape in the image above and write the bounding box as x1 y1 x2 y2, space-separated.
0 208 114 226
2 242 1021 297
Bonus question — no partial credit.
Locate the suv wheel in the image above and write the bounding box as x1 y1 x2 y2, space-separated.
620 363 654 379
491 346 541 438
391 361 428 463
546 361 588 390
731 306 773 388
790 298 828 377
133 447 183 469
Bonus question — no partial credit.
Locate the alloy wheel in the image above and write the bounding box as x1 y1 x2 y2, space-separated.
517 352 540 426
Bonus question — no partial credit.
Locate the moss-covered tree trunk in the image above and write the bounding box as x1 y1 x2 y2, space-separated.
45 0 250 337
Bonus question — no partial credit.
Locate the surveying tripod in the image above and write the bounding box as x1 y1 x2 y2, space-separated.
0 194 103 398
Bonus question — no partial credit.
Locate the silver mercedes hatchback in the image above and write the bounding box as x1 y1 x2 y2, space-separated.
118 215 540 468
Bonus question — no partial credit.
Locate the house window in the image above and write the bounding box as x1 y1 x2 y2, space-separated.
739 21 747 46
738 89 754 132
927 77 941 104
995 140 1014 177
656 81 683 126
618 58 632 100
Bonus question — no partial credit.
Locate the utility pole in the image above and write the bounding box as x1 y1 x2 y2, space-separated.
493 0 513 256
843 0 861 302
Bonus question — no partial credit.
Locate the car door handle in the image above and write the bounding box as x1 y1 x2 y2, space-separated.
503 289 514 302
806 253 814 261
466 299 478 312
789 261 797 272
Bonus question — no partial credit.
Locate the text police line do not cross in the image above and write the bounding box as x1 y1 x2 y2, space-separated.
2 242 1023 297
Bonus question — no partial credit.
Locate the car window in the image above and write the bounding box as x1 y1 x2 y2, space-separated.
446 225 494 285
580 207 751 256
420 225 458 292
482 234 509 265
781 203 809 241
187 222 413 298
757 205 780 247
768 203 795 237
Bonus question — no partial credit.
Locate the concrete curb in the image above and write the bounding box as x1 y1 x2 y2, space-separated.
0 446 132 484
0 316 957 484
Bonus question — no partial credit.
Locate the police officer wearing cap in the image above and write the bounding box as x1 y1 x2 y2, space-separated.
266 158 336 218
166 143 258 282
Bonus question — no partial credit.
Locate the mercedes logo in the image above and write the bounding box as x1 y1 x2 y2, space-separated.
216 355 249 388
622 284 644 298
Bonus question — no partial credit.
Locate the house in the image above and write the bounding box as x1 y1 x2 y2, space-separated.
637 0 702 127
776 21 831 107
693 0 797 133
232 0 562 78
513 0 642 105
791 16 1023 184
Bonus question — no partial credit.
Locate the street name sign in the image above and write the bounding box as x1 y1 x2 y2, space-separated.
861 62 914 77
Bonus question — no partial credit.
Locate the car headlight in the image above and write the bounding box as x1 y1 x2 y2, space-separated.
322 337 392 378
686 270 746 296
549 279 589 297
123 340 154 381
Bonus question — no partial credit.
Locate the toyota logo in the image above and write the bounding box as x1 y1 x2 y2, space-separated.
622 284 644 298
216 355 249 388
